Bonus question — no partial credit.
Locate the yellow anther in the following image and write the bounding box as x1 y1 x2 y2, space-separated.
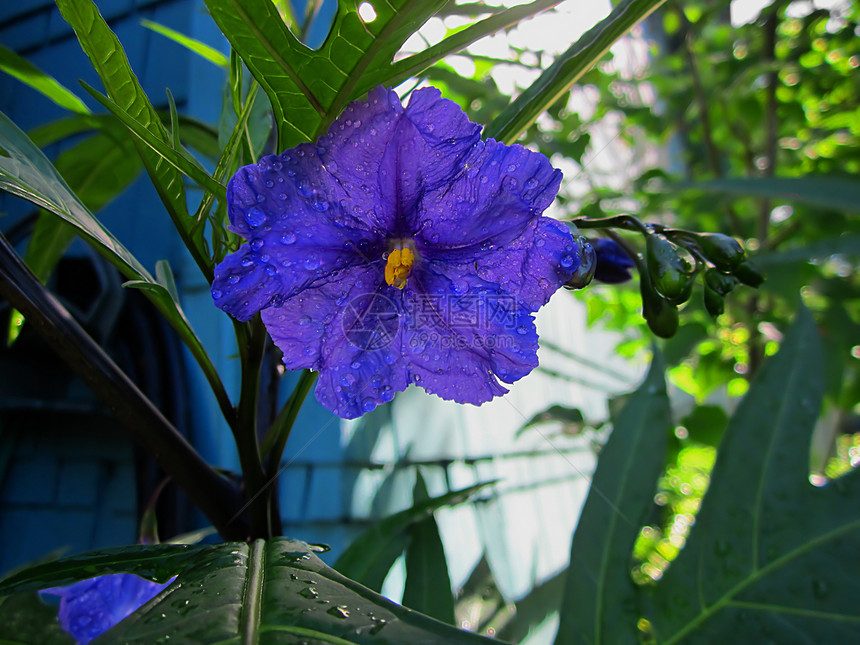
384 247 414 289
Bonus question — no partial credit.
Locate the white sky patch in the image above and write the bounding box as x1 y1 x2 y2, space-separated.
731 0 852 27
357 2 377 23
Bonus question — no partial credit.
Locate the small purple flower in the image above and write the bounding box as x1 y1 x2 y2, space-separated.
212 86 580 418
593 238 635 284
41 574 173 644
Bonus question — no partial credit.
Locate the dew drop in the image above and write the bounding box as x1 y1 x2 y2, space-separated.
265 264 277 276
297 182 313 197
312 199 329 212
280 232 297 245
244 207 266 228
212 289 222 299
251 238 264 251
227 274 240 285
361 398 375 412
298 315 312 327
560 253 575 268
304 254 321 270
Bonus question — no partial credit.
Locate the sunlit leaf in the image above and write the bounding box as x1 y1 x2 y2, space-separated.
334 481 494 592
485 0 667 144
0 44 90 115
141 19 229 68
646 305 860 643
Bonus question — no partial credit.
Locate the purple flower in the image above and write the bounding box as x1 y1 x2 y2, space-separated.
593 238 635 284
41 574 173 644
212 86 579 418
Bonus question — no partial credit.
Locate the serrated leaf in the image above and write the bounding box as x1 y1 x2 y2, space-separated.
0 44 90 115
646 305 860 643
334 481 494 592
0 540 499 644
204 0 447 150
402 474 455 625
55 0 213 277
485 0 666 144
554 351 671 645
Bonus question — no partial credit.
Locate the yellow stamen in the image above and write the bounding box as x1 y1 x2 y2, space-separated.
384 247 414 289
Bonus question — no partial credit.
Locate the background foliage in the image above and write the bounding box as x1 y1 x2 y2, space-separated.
0 0 857 643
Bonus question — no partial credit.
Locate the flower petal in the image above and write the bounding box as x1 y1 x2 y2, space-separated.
262 264 409 418
401 262 539 405
414 138 561 250
42 574 172 644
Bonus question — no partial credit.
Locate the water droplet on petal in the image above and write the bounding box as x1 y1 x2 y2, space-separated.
251 239 264 251
560 253 575 268
212 289 222 299
298 315 312 327
312 199 329 212
297 182 313 197
280 232 297 245
245 207 266 228
361 398 375 412
304 254 321 270
228 274 240 285
516 325 528 335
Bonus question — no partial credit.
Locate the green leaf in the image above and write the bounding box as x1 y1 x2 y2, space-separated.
334 481 494 592
0 110 150 281
55 0 213 278
0 540 498 644
81 83 225 199
485 0 667 143
0 110 231 425
517 404 586 437
140 19 229 68
665 176 860 214
402 474 455 625
0 45 90 115
554 350 671 645
0 592 76 645
204 0 446 149
357 0 561 100
646 305 860 643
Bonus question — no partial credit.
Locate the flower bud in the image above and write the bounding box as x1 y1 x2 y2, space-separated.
695 233 744 271
641 277 679 338
563 236 597 290
734 260 765 288
646 234 695 304
704 267 738 297
592 238 635 284
704 284 725 318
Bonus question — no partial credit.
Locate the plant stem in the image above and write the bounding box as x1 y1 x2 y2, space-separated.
0 232 248 539
263 369 318 479
234 317 273 538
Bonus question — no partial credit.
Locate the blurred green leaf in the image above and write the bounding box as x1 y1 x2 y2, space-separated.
0 44 90 115
666 176 860 214
647 305 860 642
402 474 455 625
555 351 671 645
361 0 561 95
0 540 497 644
334 481 494 592
0 592 75 644
485 0 667 143
141 19 229 68
517 404 586 437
